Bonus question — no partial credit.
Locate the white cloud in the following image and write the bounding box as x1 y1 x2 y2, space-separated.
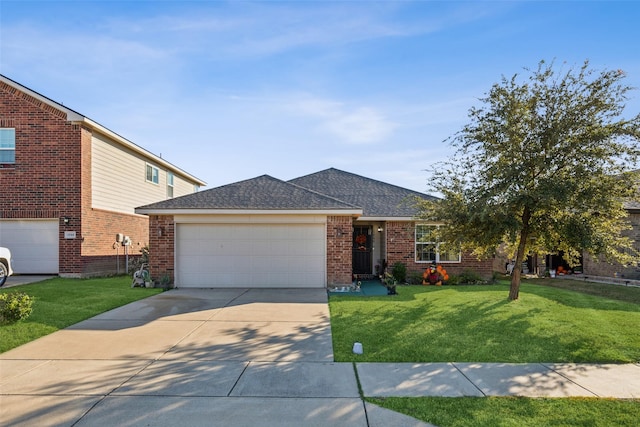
289 95 396 144
62 2 462 60
324 107 397 144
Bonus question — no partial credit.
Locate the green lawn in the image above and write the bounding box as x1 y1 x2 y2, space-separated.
332 278 640 426
0 276 162 352
329 280 640 363
366 396 640 427
3 276 638 426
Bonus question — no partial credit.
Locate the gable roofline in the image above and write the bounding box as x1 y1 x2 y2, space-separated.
288 167 436 218
293 168 435 198
625 202 640 213
0 74 206 187
136 174 364 214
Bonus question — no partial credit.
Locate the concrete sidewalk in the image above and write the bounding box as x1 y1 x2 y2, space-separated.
1 288 638 427
357 362 640 398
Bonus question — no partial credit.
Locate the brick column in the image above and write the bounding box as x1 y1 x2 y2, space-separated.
327 215 353 285
149 215 175 284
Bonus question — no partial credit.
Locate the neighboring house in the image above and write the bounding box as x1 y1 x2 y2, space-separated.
0 75 205 277
581 201 640 280
508 198 640 279
136 168 494 288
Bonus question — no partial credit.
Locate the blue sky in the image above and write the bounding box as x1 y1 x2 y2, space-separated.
1 0 639 193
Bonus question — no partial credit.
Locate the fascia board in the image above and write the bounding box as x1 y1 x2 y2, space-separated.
1 75 85 121
357 216 416 221
135 208 363 216
0 75 205 187
79 118 206 186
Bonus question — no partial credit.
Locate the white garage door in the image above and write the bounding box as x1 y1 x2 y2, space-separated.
176 223 326 288
0 220 59 274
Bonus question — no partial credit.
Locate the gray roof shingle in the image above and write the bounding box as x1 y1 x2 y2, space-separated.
625 201 640 212
288 168 436 217
137 174 359 211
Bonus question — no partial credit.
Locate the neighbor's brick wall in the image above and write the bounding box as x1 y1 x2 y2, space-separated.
81 208 149 275
385 221 494 279
327 215 353 285
1 80 83 275
582 212 640 280
149 215 175 283
1 79 152 277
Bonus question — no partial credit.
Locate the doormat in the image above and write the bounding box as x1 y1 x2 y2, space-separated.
328 280 389 296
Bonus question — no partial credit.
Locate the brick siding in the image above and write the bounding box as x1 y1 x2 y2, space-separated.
327 215 353 285
385 221 494 279
1 79 150 277
582 212 640 280
148 215 175 283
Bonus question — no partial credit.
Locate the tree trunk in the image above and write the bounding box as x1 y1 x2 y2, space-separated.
509 207 531 301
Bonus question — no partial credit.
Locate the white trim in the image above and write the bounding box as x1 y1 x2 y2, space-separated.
0 75 83 122
83 117 204 185
0 127 16 164
173 213 328 224
357 216 415 221
136 208 362 216
415 224 461 264
145 163 159 184
0 74 206 186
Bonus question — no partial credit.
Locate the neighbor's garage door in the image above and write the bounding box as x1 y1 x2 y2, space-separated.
176 223 326 288
0 219 59 274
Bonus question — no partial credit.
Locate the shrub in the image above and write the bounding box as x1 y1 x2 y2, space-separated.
391 262 407 283
450 270 487 286
407 271 423 285
0 292 34 324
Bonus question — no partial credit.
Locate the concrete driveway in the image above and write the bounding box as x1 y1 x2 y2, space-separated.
0 288 430 427
1 275 56 288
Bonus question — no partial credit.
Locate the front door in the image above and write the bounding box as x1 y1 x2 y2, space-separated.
352 226 372 275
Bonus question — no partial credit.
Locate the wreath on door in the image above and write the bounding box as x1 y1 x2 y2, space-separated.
355 233 367 250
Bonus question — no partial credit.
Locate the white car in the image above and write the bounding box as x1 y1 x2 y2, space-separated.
0 247 14 287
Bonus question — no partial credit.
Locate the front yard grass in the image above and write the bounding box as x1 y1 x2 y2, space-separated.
3 276 638 425
331 278 640 426
0 276 162 353
329 280 640 363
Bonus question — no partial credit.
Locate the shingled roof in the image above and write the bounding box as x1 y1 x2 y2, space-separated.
136 174 360 212
625 201 640 213
289 168 436 218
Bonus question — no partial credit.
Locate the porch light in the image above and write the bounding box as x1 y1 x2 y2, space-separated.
377 226 383 232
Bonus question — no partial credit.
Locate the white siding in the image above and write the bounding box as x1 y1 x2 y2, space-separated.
173 173 197 195
91 134 198 213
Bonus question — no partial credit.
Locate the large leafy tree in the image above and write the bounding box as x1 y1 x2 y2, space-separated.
418 60 640 300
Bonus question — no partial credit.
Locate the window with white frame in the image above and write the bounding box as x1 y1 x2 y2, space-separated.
146 163 159 184
0 128 16 164
167 171 174 198
415 224 461 263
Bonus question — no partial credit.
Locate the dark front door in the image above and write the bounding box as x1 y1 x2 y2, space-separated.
353 226 372 275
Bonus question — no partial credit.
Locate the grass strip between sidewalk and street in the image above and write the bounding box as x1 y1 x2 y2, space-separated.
366 396 640 427
0 276 162 353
